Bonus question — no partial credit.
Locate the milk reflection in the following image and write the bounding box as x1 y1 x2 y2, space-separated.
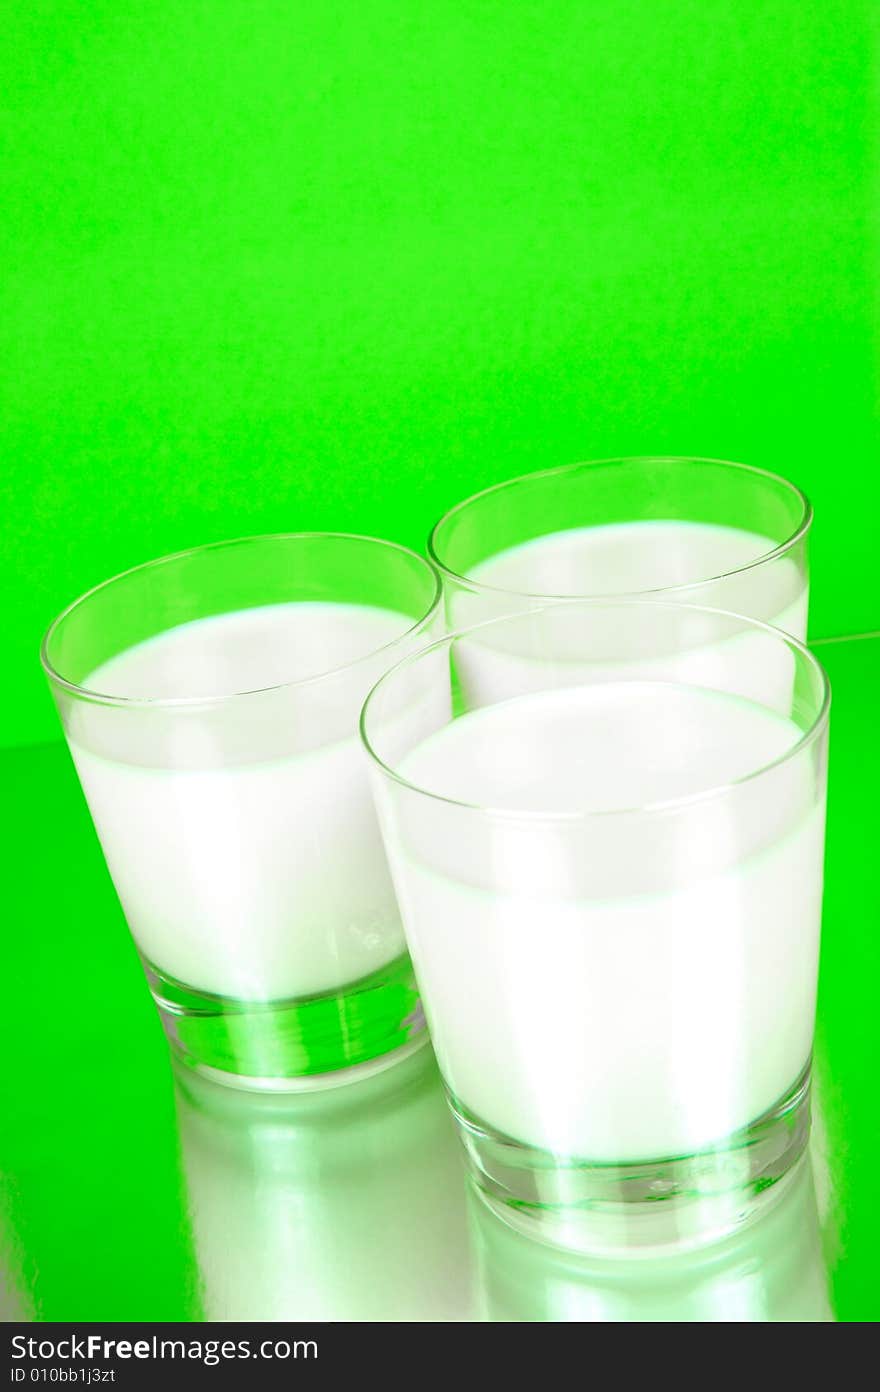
174 1046 472 1321
471 1157 832 1321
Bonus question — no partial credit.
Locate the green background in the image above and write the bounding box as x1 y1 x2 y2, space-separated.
1 2 877 1323
2 1 878 746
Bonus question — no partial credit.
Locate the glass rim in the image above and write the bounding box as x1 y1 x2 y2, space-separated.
41 531 444 712
360 597 831 823
427 456 813 601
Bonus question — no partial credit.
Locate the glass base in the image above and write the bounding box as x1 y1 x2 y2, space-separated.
452 1060 812 1257
145 952 428 1092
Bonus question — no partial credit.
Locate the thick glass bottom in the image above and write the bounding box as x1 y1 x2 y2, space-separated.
145 952 427 1091
451 1060 812 1256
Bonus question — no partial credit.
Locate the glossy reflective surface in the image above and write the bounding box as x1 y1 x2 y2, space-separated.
471 1156 833 1321
175 1047 471 1321
2 636 877 1321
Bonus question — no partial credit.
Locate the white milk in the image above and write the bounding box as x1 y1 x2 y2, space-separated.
449 522 808 713
70 602 418 1001
466 520 807 632
382 681 825 1163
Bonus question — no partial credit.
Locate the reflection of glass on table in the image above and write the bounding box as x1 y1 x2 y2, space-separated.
173 1048 472 1321
471 1156 832 1321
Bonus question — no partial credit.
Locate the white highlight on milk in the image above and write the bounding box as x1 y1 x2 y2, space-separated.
387 681 824 1162
70 602 417 1001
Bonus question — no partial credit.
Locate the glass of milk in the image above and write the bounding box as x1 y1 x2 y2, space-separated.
362 599 830 1254
42 533 442 1089
429 456 811 638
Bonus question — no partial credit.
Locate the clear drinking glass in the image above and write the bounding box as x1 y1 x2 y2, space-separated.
362 599 830 1253
429 456 812 636
42 533 442 1089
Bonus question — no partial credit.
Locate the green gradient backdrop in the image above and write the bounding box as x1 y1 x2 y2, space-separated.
1 2 877 747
